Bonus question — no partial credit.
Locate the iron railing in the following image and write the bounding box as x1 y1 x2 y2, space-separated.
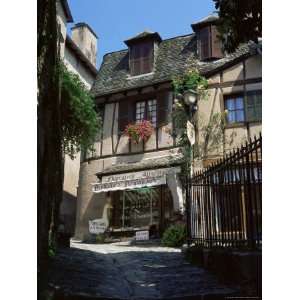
186 134 262 250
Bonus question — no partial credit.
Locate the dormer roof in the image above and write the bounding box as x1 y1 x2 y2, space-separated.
191 14 219 31
124 30 162 46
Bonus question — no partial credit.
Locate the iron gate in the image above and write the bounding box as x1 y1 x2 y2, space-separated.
186 134 262 250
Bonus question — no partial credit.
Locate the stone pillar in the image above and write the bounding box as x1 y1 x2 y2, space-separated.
166 173 184 213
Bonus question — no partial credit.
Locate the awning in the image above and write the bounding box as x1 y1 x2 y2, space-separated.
92 166 181 193
96 152 184 178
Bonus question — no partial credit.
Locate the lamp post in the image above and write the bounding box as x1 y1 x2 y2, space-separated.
183 89 198 176
182 89 198 247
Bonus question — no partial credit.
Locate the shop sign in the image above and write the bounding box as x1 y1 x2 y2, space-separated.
89 219 107 234
92 167 180 193
101 167 180 184
186 120 195 145
135 230 149 241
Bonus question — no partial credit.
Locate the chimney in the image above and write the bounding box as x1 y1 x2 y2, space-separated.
71 22 98 66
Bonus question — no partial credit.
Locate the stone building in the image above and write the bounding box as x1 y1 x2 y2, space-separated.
191 16 262 169
56 0 99 235
74 15 261 241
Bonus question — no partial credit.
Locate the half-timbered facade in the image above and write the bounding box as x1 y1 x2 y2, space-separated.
74 15 262 241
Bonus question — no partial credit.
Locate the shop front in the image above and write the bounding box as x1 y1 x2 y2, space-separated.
92 166 183 238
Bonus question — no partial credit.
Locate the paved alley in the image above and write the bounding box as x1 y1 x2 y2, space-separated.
49 241 238 300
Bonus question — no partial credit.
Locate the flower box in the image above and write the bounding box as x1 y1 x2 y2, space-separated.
125 120 154 144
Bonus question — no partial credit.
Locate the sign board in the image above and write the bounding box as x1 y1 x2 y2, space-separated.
89 219 107 234
92 167 181 193
135 230 149 241
186 120 195 145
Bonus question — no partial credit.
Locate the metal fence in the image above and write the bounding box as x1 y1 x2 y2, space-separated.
186 134 262 250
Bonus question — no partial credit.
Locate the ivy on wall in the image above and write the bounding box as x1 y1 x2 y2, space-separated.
171 69 235 176
171 69 209 176
60 62 101 159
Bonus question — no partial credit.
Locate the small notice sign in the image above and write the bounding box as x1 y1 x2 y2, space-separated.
135 230 149 241
89 219 107 234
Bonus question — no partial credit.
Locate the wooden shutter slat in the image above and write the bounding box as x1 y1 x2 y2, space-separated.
198 27 210 60
119 100 134 133
157 91 169 127
211 25 223 58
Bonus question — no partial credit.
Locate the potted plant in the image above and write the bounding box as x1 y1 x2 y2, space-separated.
125 120 154 144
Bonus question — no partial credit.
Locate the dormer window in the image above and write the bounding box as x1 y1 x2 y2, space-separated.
130 42 154 76
191 15 223 61
198 27 210 60
124 30 162 77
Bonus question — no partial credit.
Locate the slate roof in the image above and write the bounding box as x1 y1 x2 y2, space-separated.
124 30 162 46
96 153 184 177
91 33 260 98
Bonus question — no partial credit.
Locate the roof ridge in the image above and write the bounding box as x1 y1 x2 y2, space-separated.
102 33 195 58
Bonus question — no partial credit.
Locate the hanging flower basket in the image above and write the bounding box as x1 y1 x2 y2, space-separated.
125 120 154 144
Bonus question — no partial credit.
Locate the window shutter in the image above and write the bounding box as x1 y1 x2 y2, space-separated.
211 25 223 59
246 91 262 122
130 42 153 75
118 100 134 133
157 91 170 127
198 27 211 60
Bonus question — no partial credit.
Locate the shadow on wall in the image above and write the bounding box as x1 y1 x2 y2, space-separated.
59 191 77 235
78 191 107 240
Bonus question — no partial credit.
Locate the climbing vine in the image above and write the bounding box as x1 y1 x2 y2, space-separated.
171 69 235 175
60 62 101 159
171 69 208 176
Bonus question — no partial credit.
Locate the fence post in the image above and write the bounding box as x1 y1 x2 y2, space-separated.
245 144 255 249
186 175 192 246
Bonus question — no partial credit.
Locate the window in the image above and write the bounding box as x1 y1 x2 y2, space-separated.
224 91 262 124
147 99 157 126
135 99 157 127
198 27 210 60
246 91 262 122
225 95 245 124
130 42 154 76
135 101 146 122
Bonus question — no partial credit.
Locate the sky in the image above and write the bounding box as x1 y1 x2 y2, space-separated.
67 0 216 68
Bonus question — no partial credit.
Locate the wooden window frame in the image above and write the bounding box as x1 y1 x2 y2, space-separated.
130 42 154 76
135 99 157 127
224 91 262 126
245 90 262 123
224 93 245 125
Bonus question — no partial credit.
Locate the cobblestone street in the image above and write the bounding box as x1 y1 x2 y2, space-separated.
49 241 238 300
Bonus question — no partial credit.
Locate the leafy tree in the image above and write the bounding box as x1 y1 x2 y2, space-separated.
60 63 101 159
38 1 100 289
213 0 262 53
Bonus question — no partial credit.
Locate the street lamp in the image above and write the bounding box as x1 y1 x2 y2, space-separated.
183 90 198 176
183 89 198 106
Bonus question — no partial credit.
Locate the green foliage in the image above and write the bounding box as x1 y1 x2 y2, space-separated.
95 233 105 244
171 70 208 176
196 111 228 160
48 231 56 258
213 0 262 53
60 62 101 159
172 69 208 97
162 224 187 247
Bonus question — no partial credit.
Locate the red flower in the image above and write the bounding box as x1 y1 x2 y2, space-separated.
125 120 154 144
